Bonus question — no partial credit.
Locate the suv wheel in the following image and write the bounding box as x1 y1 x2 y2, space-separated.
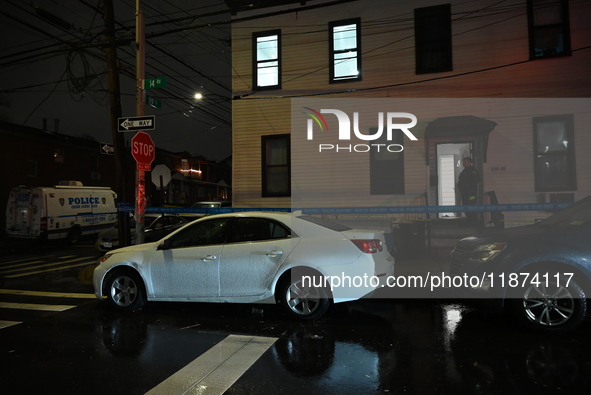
509 272 586 332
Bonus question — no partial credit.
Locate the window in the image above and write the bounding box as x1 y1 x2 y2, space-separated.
414 4 452 74
253 30 281 89
262 134 290 197
54 147 64 163
168 218 231 248
329 18 361 82
533 114 575 191
228 218 291 243
370 129 405 194
528 0 571 59
27 160 37 178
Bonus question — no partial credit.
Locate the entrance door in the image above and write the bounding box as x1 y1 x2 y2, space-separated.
436 143 471 218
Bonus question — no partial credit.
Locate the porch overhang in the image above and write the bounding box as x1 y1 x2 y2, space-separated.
424 115 497 165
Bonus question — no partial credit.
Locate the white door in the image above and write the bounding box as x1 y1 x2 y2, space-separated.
436 143 471 218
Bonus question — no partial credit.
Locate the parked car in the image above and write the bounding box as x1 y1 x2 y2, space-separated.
450 195 591 332
93 211 395 320
190 201 232 209
95 213 188 252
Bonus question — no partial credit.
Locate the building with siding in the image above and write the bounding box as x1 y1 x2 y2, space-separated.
228 0 591 233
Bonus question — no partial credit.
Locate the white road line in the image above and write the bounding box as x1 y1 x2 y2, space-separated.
4 261 97 278
146 334 277 395
0 257 91 274
0 302 75 312
0 255 55 265
0 289 96 299
0 320 21 329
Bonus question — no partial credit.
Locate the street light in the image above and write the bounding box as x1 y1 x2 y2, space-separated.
194 93 203 100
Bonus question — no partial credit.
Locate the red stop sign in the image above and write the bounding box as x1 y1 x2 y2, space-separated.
131 131 155 170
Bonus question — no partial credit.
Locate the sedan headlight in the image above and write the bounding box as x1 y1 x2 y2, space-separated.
468 242 507 262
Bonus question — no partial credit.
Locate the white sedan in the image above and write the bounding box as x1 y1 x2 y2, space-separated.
93 212 394 320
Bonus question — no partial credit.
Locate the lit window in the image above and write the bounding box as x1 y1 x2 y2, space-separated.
528 0 571 59
253 30 281 89
533 114 575 191
54 147 64 163
330 18 361 82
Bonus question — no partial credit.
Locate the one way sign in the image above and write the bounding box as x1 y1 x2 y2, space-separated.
118 115 156 132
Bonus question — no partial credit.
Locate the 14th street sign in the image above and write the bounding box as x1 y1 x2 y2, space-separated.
118 115 156 132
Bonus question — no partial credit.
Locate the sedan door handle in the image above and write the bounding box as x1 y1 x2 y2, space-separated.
266 250 283 258
201 255 217 261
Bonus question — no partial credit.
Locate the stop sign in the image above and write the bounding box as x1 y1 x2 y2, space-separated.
131 131 155 170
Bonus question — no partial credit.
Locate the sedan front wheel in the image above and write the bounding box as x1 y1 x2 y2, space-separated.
105 270 146 311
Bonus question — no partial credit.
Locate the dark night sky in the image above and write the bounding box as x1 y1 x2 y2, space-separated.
0 0 232 162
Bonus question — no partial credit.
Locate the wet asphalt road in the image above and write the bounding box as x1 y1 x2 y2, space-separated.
1 239 591 394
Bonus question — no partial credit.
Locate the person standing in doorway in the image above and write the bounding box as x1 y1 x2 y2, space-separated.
457 157 480 224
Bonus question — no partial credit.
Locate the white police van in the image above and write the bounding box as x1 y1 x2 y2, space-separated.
6 181 118 244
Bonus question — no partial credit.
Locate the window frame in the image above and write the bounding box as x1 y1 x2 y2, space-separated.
261 134 291 198
329 18 362 83
253 30 282 90
527 0 571 59
414 4 453 74
533 114 576 192
369 128 405 195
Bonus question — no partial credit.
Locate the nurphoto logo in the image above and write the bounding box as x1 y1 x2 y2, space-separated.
303 107 418 153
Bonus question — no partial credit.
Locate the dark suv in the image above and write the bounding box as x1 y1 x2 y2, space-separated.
451 195 591 332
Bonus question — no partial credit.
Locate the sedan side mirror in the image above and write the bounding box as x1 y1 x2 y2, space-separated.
158 238 172 250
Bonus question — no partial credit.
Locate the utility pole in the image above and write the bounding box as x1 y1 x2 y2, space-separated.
103 0 131 246
135 0 146 244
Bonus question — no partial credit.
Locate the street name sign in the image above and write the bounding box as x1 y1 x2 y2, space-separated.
144 77 167 90
146 95 162 109
118 115 155 132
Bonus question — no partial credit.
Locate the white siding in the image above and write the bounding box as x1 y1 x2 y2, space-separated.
231 0 591 219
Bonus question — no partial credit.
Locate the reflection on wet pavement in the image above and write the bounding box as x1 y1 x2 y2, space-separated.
88 298 591 394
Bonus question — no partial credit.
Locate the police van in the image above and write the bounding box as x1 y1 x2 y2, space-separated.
6 181 118 244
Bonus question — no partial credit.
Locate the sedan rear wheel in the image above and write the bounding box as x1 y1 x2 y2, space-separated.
106 270 146 311
278 275 330 320
510 273 586 332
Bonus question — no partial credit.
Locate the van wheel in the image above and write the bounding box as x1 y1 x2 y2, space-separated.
67 226 82 244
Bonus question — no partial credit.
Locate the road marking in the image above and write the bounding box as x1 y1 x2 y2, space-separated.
0 257 91 274
0 302 75 311
0 254 56 264
0 320 21 329
0 260 45 270
146 335 277 395
4 261 97 278
0 289 96 299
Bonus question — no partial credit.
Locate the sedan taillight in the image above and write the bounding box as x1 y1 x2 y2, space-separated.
351 239 383 253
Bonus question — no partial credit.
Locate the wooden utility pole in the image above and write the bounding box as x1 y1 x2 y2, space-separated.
103 0 131 246
135 0 147 244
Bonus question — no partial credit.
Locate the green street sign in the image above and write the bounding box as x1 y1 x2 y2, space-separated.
147 95 162 109
144 77 167 90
